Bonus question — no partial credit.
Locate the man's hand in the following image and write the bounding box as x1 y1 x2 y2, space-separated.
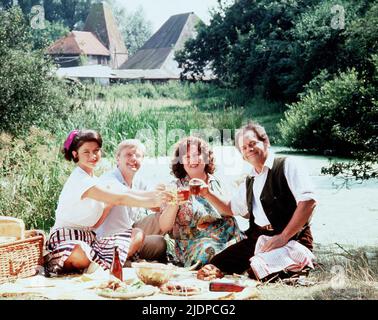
260 234 289 253
197 264 224 281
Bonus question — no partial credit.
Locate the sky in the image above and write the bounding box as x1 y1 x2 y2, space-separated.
116 0 222 32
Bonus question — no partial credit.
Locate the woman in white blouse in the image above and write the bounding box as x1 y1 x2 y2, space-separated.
44 129 166 276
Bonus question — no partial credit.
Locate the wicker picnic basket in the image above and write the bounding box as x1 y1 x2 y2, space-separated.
0 230 45 284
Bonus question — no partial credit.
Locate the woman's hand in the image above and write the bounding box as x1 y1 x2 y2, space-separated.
199 184 210 198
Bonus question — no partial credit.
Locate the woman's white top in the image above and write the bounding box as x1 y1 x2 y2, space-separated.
52 166 105 231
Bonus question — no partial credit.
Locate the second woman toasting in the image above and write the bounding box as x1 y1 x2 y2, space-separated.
159 137 245 269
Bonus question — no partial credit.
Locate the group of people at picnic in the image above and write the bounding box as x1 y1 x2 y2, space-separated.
44 121 317 282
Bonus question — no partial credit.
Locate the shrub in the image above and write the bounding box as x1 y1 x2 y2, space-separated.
0 6 72 136
0 127 72 230
279 68 377 156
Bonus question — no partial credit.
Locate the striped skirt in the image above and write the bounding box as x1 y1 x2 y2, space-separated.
44 227 132 276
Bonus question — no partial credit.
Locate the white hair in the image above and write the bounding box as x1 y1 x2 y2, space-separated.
116 139 146 157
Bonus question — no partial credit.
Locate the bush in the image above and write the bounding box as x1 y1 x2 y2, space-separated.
279 68 377 156
0 128 72 230
0 6 72 136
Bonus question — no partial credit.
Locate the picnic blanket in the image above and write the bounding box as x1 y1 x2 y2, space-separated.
0 267 259 300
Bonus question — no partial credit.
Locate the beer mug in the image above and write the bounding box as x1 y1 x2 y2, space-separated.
166 183 178 204
189 178 204 196
177 187 190 201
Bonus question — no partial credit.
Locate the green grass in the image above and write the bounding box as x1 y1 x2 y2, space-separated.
61 82 284 155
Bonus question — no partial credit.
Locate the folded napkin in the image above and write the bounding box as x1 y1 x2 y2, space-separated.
249 235 315 280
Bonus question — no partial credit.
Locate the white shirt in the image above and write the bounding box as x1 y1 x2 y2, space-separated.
231 152 316 226
95 168 147 237
53 167 104 231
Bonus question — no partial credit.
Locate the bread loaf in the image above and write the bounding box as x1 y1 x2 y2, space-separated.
0 216 25 240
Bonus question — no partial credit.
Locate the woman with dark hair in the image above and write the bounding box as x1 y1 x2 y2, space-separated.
159 136 245 269
44 129 167 276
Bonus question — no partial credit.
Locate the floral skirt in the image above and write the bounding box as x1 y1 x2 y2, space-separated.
44 227 132 276
174 216 246 268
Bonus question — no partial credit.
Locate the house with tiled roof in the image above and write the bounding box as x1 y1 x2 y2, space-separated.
47 2 127 68
47 31 110 67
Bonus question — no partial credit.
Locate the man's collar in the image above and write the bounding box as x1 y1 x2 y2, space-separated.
114 167 130 187
265 150 275 169
250 150 275 176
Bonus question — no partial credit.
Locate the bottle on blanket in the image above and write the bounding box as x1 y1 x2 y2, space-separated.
110 246 123 281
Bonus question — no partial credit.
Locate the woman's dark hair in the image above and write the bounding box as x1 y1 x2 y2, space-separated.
171 136 215 179
62 129 103 162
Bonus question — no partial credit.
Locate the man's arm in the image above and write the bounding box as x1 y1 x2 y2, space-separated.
201 187 234 216
260 199 316 252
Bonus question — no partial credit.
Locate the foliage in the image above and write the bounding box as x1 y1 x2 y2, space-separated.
29 20 70 50
61 82 281 156
111 3 153 56
279 69 376 154
0 128 71 230
0 0 95 29
279 58 378 180
176 0 373 102
0 6 74 135
278 2 378 181
344 2 378 77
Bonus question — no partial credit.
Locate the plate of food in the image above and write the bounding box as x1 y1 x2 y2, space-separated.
97 280 158 299
160 281 202 296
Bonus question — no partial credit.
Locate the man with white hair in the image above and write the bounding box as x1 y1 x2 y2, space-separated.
96 139 167 263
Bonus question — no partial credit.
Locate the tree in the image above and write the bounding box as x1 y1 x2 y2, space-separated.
0 0 95 29
0 6 72 135
175 0 373 102
30 20 70 50
110 3 153 56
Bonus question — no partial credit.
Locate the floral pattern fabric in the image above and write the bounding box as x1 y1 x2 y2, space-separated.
169 175 245 268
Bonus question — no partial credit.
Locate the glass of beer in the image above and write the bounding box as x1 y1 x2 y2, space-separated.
189 178 204 196
166 184 178 204
177 187 190 201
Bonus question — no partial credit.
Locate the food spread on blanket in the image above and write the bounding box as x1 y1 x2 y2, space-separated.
96 279 158 299
132 262 175 286
0 258 260 300
160 281 202 296
197 264 224 281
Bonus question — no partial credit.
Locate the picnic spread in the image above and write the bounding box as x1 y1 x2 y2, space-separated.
0 264 260 300
0 215 260 300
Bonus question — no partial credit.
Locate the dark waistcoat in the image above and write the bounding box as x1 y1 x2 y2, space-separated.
245 157 313 250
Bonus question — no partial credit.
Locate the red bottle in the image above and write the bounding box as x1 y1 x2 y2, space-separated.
209 281 246 292
110 246 123 281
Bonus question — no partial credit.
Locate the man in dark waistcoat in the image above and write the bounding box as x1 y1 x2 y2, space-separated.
197 121 317 280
